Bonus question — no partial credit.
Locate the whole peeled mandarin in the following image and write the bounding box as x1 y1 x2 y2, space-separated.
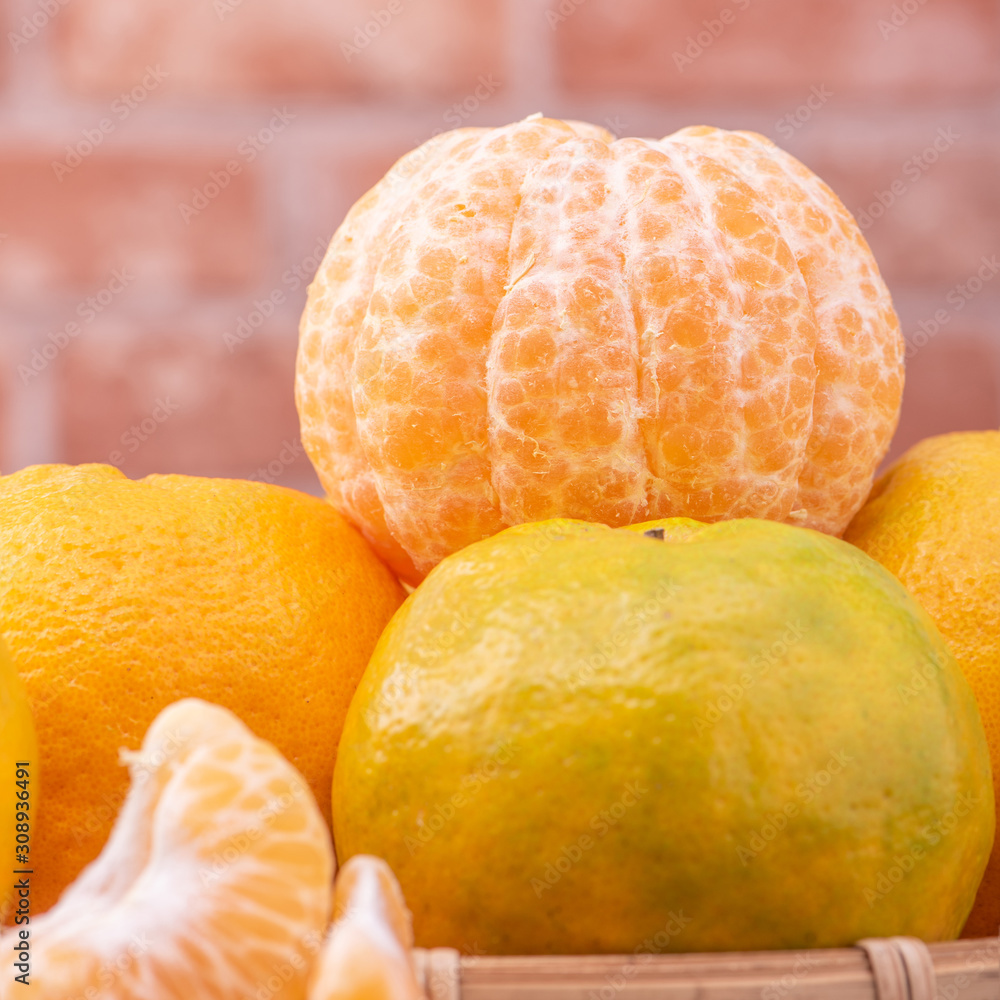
297 116 904 583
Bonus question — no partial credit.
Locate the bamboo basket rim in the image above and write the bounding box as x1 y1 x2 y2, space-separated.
412 933 1000 1000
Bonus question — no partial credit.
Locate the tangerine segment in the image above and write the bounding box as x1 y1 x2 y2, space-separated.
670 127 904 533
297 128 488 582
353 119 582 572
296 116 903 582
490 135 647 527
0 699 333 999
308 855 422 1000
621 136 818 522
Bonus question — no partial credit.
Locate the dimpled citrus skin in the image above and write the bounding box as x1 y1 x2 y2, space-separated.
297 116 904 583
0 464 404 914
845 431 1000 938
0 636 38 923
333 518 993 954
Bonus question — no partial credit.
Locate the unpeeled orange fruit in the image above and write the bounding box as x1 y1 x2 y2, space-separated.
845 431 1000 938
0 464 404 912
0 698 333 997
297 115 904 583
334 517 993 952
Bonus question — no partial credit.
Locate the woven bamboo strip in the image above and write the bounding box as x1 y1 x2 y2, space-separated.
413 936 1000 1000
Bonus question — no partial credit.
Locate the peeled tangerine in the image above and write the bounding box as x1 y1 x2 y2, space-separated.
308 855 423 1000
0 699 334 999
297 115 904 583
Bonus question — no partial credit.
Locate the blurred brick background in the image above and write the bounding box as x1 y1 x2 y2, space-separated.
1 0 998 491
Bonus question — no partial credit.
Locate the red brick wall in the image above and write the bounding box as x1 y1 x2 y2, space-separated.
1 0 998 489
